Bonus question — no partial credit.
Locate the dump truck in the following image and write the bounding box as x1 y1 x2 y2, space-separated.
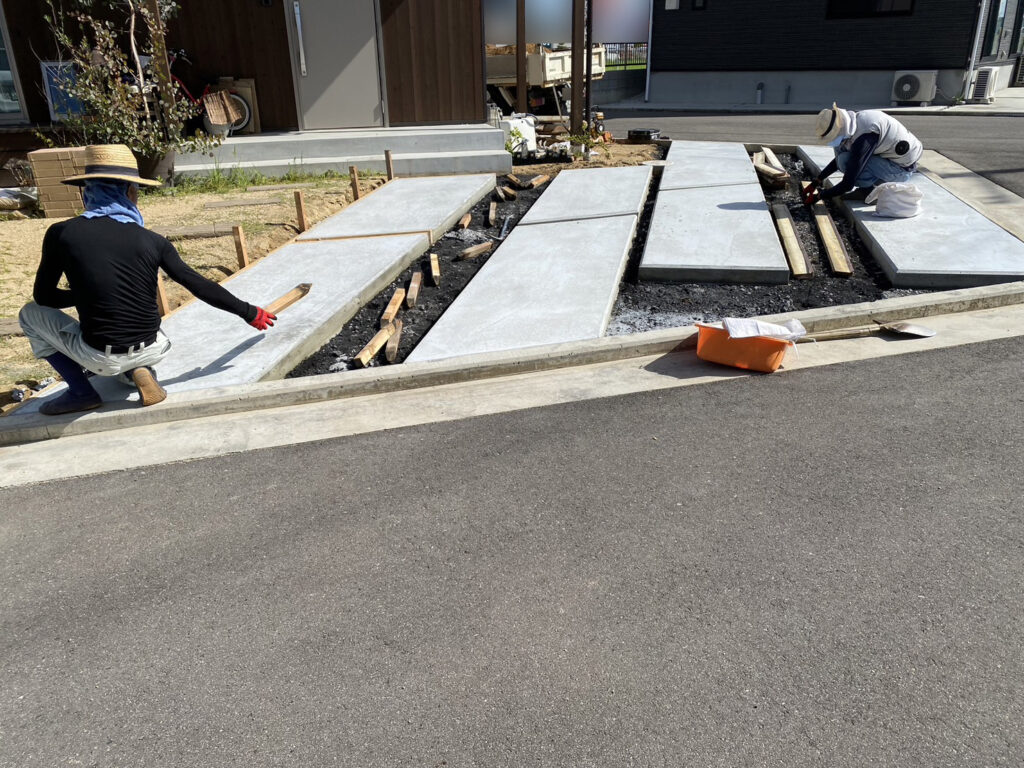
486 44 606 116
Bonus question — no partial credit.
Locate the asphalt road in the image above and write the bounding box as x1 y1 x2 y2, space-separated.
604 111 1024 197
3 337 1023 766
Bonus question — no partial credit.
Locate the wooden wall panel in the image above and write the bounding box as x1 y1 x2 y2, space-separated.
2 0 61 124
168 0 297 131
380 0 485 125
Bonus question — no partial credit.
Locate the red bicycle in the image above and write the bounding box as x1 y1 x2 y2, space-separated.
165 49 252 136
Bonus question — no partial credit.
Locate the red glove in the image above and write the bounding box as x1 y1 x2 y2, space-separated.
249 307 276 331
802 179 821 205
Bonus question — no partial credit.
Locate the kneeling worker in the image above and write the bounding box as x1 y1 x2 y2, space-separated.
19 144 277 415
803 104 922 205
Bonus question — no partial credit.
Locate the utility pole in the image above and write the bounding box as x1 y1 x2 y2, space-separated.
516 0 527 114
571 0 585 134
584 0 594 131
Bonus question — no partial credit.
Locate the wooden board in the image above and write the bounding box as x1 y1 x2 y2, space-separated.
430 253 441 286
528 174 550 189
500 185 518 200
204 198 281 209
458 242 493 260
507 173 525 189
355 322 396 367
488 201 497 227
385 318 403 363
494 186 507 202
771 204 812 279
458 213 472 229
232 225 250 269
294 190 309 232
753 161 787 180
802 182 853 276
380 288 406 327
265 283 312 315
761 146 786 173
406 272 422 308
155 222 240 240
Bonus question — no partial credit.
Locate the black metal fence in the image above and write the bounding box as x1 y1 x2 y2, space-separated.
604 42 648 70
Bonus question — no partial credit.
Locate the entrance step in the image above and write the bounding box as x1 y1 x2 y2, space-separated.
799 145 1024 289
297 174 496 243
176 125 512 178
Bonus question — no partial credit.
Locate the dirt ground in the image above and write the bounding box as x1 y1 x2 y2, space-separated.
0 174 381 401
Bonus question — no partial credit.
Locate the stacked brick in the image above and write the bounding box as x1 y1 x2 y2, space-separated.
27 148 86 219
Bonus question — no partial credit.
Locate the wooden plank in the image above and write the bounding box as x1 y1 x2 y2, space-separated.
355 322 396 368
156 271 169 316
429 253 441 286
245 182 316 192
802 182 854 277
385 318 403 363
203 198 281 209
753 161 787 180
349 165 361 200
156 222 240 240
527 174 550 189
265 283 312 315
458 213 472 229
500 185 518 200
405 272 422 308
507 173 526 189
771 204 812 280
458 242 493 260
294 189 309 232
494 186 507 202
761 146 786 174
380 288 406 328
488 201 498 227
232 225 250 270
0 318 23 336
384 149 395 181
752 150 766 166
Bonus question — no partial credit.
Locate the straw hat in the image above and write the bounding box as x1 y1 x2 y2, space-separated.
62 144 162 187
814 103 847 142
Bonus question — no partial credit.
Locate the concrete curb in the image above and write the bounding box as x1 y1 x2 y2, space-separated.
3 281 1024 448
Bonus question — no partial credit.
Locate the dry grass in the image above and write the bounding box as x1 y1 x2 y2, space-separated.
0 141 659 404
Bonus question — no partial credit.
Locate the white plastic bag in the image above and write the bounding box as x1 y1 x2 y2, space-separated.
866 182 923 218
722 317 806 341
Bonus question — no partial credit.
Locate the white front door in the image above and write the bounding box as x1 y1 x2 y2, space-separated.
285 0 385 129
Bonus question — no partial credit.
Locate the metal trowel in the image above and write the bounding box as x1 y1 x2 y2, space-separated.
799 321 936 343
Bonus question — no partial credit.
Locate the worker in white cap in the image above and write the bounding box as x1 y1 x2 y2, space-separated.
803 104 922 205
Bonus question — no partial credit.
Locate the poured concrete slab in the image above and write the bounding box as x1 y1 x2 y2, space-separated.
639 183 789 284
297 174 494 242
406 216 638 363
519 166 652 225
798 146 1024 288
660 140 758 191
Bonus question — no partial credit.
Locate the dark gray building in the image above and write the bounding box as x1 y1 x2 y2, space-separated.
648 0 1024 107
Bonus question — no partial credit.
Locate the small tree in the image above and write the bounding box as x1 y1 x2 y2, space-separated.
41 0 219 176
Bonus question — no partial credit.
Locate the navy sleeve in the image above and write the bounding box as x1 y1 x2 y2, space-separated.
33 223 76 309
158 238 258 323
821 133 880 200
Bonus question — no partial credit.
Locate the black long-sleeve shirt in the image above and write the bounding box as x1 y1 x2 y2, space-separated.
817 132 881 200
34 216 257 350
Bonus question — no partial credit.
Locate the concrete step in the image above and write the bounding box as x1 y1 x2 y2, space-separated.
175 149 511 178
178 125 505 166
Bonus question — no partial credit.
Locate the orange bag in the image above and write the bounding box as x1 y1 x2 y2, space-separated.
695 323 792 373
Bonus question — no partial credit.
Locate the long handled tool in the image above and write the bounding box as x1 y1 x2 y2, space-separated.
799 321 935 343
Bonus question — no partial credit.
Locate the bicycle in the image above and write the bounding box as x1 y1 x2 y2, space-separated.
165 49 252 136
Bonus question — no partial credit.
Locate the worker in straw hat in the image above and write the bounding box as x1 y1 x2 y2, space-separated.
18 144 277 415
802 103 922 205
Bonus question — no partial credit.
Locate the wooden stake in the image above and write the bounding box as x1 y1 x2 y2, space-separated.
459 242 493 260
458 213 472 229
508 173 525 189
406 272 422 308
429 253 441 286
380 287 406 328
265 282 313 315
384 149 395 181
494 186 507 202
761 146 786 174
500 185 518 200
294 190 309 232
802 182 853 276
156 271 169 316
488 201 498 227
771 204 812 279
355 322 396 367
349 165 361 200
385 318 403 363
528 174 551 189
232 224 250 270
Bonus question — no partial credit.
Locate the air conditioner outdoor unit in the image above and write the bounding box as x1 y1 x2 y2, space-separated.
891 70 938 105
970 67 998 102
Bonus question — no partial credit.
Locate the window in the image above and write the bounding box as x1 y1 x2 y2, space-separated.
0 6 26 123
983 0 1009 58
826 0 914 20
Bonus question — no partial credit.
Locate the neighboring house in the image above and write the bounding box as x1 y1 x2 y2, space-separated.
649 0 1024 107
0 0 484 137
